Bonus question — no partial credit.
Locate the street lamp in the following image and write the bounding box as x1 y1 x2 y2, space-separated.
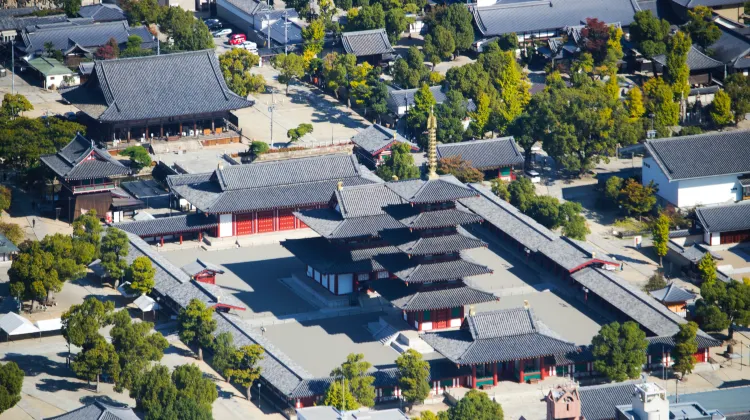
257 382 261 410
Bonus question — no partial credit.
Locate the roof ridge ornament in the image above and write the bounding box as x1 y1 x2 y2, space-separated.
426 106 438 180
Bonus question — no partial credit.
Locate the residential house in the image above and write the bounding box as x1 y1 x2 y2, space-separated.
642 130 750 208
25 56 78 89
0 232 19 262
351 124 418 167
216 0 301 50
708 24 750 76
436 137 524 181
167 154 382 239
77 3 127 22
387 85 446 117
40 134 133 221
341 29 396 64
61 50 253 149
17 20 154 66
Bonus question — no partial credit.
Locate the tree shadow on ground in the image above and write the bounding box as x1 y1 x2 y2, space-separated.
79 395 130 407
2 353 70 377
36 378 85 392
164 345 194 359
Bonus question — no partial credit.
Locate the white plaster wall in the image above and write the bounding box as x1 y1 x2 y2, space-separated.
421 321 433 331
450 318 461 327
677 175 739 208
218 213 233 237
642 156 678 206
708 232 720 246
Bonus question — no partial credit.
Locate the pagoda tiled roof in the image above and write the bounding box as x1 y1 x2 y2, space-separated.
40 134 129 181
294 208 402 239
379 227 486 255
371 280 497 311
375 253 492 284
386 176 478 204
281 237 400 274
384 205 483 229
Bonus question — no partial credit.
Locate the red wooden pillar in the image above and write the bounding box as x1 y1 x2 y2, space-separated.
160 236 164 246
199 232 203 241
540 357 546 380
492 362 498 386
519 360 525 383
471 365 477 389
179 122 183 135
179 235 183 245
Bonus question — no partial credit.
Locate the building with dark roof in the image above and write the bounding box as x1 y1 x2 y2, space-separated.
669 0 745 21
216 0 300 52
652 44 726 84
423 306 578 385
77 4 127 22
696 201 750 245
18 20 153 66
648 283 695 316
114 213 218 245
61 50 253 149
341 29 395 63
167 154 382 239
351 124 418 167
181 258 225 284
44 401 138 420
708 24 750 74
0 232 19 262
387 85 446 116
642 130 750 208
437 137 524 181
40 134 135 221
471 0 639 39
0 12 69 43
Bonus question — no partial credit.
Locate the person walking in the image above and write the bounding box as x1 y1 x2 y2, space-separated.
32 218 35 228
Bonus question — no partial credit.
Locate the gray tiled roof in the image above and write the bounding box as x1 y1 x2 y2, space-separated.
472 0 638 37
295 209 403 239
423 308 577 365
62 50 253 122
20 20 152 54
644 130 750 181
696 201 750 233
121 230 191 297
579 382 639 420
336 182 406 218
181 258 225 277
114 213 217 237
652 45 725 71
386 86 447 111
282 237 400 274
709 26 750 70
0 13 68 32
649 283 696 303
373 281 497 311
647 334 722 353
351 124 416 155
672 0 746 7
436 137 524 170
0 233 19 255
341 29 394 57
377 253 492 284
380 227 486 255
77 4 126 22
572 268 686 336
169 155 381 214
222 0 272 16
386 176 478 204
40 134 129 180
169 281 247 311
385 205 484 230
44 401 138 420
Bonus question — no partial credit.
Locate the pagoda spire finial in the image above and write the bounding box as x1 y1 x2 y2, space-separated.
426 106 438 180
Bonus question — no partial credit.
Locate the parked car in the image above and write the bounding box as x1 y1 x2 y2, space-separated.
212 28 232 37
525 170 541 184
204 18 220 26
241 41 257 51
229 34 247 45
207 22 222 30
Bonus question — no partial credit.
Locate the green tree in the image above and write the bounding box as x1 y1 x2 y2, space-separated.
490 179 510 201
438 156 484 183
426 4 474 52
604 26 624 72
434 90 467 143
629 10 670 58
57 0 82 17
219 48 265 97
101 228 129 282
673 321 698 378
468 92 491 137
396 349 430 409
9 241 61 310
0 362 24 414
385 7 408 44
273 53 305 95
61 297 115 366
368 80 390 124
120 35 152 58
685 6 721 49
121 146 151 171
159 6 213 51
604 176 624 205
725 73 750 122
558 201 589 240
495 50 530 132
287 123 314 142
591 321 648 382
710 90 734 127
71 334 121 392
0 185 11 215
698 279 750 339
347 4 385 32
323 379 360 411
625 86 646 120
698 252 717 284
665 31 691 102
250 141 269 156
643 272 667 292
224 344 264 400
526 196 561 229
211 332 235 377
0 223 23 246
376 142 420 181
130 364 177 416
110 310 169 393
72 210 102 261
302 18 326 56
651 212 670 267
618 179 657 219
423 25 455 63
172 364 218 407
122 0 163 24
444 389 503 420
178 299 217 360
508 177 536 212
497 33 518 51
406 83 436 139
125 256 155 295
643 77 679 133
330 353 375 408
392 47 429 89
1 93 33 118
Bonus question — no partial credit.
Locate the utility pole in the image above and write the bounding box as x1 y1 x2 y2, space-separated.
268 90 277 145
284 10 288 55
266 14 271 49
11 39 14 95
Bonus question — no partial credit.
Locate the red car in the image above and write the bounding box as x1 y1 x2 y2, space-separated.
229 34 247 45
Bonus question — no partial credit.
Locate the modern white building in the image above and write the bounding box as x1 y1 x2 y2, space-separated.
642 130 750 209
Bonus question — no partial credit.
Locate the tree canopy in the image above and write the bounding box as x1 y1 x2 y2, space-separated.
651 212 670 267
685 6 721 49
178 299 217 360
443 389 504 420
673 321 698 378
130 363 215 419
71 334 121 392
110 310 169 392
224 344 264 400
219 49 265 97
376 142 420 181
592 321 648 382
697 277 750 338
437 156 484 183
0 362 23 415
100 228 130 281
396 349 430 408
725 73 750 122
160 6 213 51
330 353 375 408
273 53 305 95
629 10 670 58
121 146 151 172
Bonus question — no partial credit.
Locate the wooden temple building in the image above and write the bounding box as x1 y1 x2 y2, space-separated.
40 133 139 221
283 111 497 331
60 50 253 151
